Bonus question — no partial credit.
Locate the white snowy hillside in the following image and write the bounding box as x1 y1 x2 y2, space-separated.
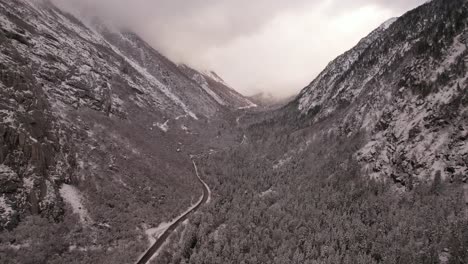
291 0 468 185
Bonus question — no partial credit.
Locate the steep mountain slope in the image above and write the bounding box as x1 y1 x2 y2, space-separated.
286 0 468 186
0 0 250 262
179 64 257 110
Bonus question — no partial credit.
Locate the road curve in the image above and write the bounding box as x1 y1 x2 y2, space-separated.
136 159 210 264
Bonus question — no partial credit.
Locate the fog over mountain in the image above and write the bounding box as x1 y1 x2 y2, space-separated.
1 0 467 263
52 0 426 97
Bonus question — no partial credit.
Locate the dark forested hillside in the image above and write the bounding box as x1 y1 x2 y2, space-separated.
158 137 467 264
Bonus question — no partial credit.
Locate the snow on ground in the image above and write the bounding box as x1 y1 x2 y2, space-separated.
0 110 17 128
175 114 188 120
259 188 275 198
0 196 14 220
177 219 190 244
155 120 169 132
236 116 242 125
393 108 428 140
193 74 226 106
431 85 458 105
361 108 382 132
273 156 292 170
145 221 172 244
102 39 198 120
181 124 190 133
431 159 447 179
238 102 258 110
59 184 91 224
0 165 17 180
202 70 226 85
434 34 467 77
240 135 248 145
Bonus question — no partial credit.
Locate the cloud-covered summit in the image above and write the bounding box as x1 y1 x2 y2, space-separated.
53 0 427 97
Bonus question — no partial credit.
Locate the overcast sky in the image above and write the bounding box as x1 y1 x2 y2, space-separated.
54 0 427 98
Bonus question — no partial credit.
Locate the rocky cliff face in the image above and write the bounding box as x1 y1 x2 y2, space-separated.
290 0 468 186
0 62 75 230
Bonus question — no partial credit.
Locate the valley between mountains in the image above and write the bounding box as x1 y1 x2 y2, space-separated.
1 0 468 263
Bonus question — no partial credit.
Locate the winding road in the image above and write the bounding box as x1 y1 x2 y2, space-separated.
136 159 211 264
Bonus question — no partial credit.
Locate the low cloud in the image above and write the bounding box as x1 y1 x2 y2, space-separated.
53 0 427 98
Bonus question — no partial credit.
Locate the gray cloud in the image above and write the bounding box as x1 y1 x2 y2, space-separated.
331 0 425 12
54 0 314 47
53 0 427 98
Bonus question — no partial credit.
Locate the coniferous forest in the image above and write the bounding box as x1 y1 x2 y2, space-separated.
156 130 468 264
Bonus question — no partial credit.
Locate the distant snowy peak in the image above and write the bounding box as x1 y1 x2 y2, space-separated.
178 64 256 109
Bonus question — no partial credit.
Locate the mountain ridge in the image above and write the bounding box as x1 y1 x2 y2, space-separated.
284 0 468 185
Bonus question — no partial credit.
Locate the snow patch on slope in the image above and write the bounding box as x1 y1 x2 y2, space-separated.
193 74 226 106
0 196 14 221
238 102 258 110
155 120 169 132
0 110 17 128
202 70 226 85
60 184 91 224
145 222 172 245
100 37 198 120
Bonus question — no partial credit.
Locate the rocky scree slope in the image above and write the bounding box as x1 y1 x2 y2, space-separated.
284 0 468 187
0 0 250 262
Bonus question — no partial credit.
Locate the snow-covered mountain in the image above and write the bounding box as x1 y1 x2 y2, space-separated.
1 0 467 262
0 0 251 259
290 0 467 186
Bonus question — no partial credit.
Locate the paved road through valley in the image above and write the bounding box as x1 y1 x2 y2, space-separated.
136 159 210 264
